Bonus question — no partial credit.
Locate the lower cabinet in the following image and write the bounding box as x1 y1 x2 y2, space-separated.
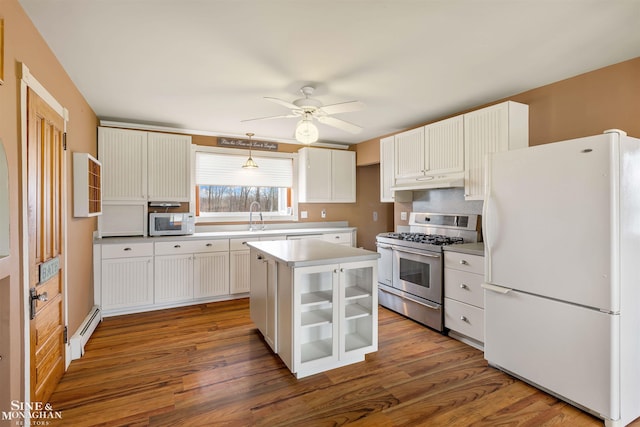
250 253 278 352
277 259 378 378
444 251 485 349
100 243 154 312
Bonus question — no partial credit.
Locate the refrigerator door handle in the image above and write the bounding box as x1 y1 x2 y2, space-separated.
481 283 511 294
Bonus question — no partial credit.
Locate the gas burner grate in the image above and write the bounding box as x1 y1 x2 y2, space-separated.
383 232 464 246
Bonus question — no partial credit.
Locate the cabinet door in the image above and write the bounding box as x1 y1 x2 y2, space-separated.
154 254 194 303
293 264 339 376
379 136 395 202
147 133 192 202
98 127 147 201
101 257 153 311
395 127 425 179
265 259 278 352
331 150 356 203
230 250 251 294
298 148 332 202
250 251 268 335
194 251 230 298
340 260 378 356
425 115 464 176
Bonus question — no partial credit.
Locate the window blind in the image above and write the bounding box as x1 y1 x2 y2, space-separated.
195 151 293 187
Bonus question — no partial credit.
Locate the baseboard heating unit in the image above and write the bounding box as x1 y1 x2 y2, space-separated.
70 305 102 360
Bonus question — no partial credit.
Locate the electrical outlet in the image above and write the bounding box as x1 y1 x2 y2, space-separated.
301 211 308 219
373 211 378 221
321 209 326 219
400 211 408 221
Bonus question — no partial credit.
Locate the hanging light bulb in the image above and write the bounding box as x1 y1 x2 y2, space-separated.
295 115 319 144
242 132 259 169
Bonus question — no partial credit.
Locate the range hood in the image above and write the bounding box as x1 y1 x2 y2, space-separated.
391 173 464 192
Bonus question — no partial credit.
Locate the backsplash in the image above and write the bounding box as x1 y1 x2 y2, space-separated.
412 188 483 215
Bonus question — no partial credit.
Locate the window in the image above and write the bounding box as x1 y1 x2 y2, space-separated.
194 147 296 221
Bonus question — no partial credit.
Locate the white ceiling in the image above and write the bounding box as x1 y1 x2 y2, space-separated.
19 0 640 146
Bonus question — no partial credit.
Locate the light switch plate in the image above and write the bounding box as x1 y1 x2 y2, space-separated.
400 211 407 221
301 211 308 219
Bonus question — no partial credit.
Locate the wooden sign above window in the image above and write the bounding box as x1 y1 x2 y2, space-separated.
217 137 278 151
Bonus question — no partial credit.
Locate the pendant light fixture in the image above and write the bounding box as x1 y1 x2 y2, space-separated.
242 132 259 169
295 113 319 144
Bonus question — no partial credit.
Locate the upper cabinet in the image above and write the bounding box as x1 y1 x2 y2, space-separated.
463 101 528 200
98 127 147 201
379 136 395 202
98 127 192 236
380 100 528 199
298 147 356 203
98 127 192 202
147 132 192 202
394 116 464 188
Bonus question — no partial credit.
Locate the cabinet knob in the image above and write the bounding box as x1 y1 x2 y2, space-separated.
124 247 132 251
174 244 181 248
460 316 469 322
257 255 264 260
459 260 468 265
206 243 213 247
460 283 468 290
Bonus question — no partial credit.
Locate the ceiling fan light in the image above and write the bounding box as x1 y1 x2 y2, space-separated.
295 119 319 144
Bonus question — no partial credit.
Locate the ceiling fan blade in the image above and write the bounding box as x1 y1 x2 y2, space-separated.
316 116 363 134
241 114 298 123
319 100 365 115
264 97 301 111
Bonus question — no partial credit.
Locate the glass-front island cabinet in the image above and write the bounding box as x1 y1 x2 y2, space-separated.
248 239 379 379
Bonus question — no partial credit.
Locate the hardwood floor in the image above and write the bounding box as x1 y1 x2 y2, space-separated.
48 299 635 426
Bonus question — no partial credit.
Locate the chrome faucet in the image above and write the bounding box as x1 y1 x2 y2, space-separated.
249 201 263 231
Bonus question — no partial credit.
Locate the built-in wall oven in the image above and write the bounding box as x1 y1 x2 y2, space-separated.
376 213 481 331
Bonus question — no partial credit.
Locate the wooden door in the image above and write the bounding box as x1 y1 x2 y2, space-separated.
27 88 66 403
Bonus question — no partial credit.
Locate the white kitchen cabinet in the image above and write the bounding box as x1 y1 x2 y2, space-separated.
147 132 192 202
154 254 194 303
321 231 353 246
394 116 464 187
97 127 192 236
155 239 230 303
444 250 484 349
278 259 378 378
250 252 278 352
298 147 356 203
100 243 154 313
394 127 425 180
98 127 147 201
379 136 395 202
463 101 528 200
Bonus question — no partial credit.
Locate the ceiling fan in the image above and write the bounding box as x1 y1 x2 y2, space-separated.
242 86 364 143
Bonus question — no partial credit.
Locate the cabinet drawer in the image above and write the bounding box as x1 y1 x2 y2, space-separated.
444 268 484 308
445 298 484 342
102 242 153 259
230 237 258 251
155 239 229 255
323 232 352 246
444 252 484 275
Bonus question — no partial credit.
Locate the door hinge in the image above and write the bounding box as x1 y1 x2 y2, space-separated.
63 326 68 344
63 133 67 151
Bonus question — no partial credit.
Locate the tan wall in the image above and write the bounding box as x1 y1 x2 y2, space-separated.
0 0 98 409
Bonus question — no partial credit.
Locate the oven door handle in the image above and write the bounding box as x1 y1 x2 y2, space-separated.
379 287 441 310
393 247 440 258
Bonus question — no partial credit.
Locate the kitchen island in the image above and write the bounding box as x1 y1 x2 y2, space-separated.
247 239 379 378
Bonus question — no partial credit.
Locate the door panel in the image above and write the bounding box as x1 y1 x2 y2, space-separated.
486 134 615 311
484 289 618 420
28 88 66 403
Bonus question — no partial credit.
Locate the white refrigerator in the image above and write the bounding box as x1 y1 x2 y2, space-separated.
482 130 640 427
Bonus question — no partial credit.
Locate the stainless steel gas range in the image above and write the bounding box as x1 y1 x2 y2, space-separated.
376 212 481 331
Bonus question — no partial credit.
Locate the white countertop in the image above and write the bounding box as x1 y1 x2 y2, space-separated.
246 239 379 267
443 242 485 256
95 227 355 244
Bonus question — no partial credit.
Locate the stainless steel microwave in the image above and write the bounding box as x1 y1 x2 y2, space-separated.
149 212 195 236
